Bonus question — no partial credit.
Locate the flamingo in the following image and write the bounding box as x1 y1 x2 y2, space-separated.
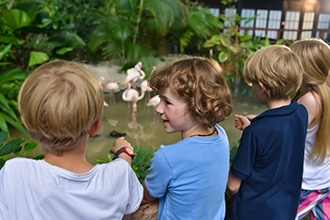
124 61 146 88
104 82 120 104
98 76 110 107
122 84 145 114
147 95 160 107
140 80 153 101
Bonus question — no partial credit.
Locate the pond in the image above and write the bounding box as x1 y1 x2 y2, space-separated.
89 93 266 164
9 62 266 164
9 91 265 164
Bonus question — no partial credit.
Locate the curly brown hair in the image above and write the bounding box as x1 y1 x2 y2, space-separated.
149 57 232 128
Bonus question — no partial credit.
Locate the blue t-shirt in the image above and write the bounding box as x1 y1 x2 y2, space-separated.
144 124 230 220
228 101 308 220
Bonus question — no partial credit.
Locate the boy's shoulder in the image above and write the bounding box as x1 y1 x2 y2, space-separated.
258 101 306 120
4 157 37 167
1 158 40 176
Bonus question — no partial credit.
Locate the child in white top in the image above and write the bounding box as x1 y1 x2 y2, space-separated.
291 38 330 220
0 60 143 220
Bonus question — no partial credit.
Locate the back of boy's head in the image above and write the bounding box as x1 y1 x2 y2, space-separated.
149 57 232 127
243 45 303 99
18 60 104 155
291 38 330 85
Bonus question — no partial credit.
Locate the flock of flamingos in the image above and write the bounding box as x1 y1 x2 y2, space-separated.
99 61 161 114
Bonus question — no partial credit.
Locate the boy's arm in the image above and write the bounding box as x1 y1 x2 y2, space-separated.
227 172 242 196
234 114 254 130
123 215 132 220
142 183 157 203
110 137 134 165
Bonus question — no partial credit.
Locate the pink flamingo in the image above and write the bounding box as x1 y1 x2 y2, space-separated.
98 76 110 107
124 61 145 88
122 84 146 114
141 80 153 101
104 82 120 104
147 95 160 107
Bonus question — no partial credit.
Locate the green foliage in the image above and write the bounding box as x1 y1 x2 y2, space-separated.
88 0 188 73
177 4 223 55
0 131 41 169
131 147 155 183
0 45 28 135
204 14 269 95
0 0 98 135
97 146 155 183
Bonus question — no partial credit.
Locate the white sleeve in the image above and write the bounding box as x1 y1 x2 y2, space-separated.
125 162 143 214
0 166 9 219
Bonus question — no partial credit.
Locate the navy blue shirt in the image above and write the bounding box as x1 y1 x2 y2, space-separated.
228 101 308 220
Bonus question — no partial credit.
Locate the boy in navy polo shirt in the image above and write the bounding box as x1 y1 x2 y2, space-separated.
227 45 308 220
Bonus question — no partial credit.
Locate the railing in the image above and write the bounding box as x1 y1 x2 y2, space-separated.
237 27 329 42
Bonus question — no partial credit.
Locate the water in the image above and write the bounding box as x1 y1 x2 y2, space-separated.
9 61 267 164
9 92 265 164
89 92 266 163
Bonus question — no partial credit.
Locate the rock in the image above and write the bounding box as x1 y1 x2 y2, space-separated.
131 202 158 220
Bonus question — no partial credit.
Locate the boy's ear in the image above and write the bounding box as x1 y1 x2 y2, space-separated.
88 119 102 137
21 117 26 127
258 82 267 93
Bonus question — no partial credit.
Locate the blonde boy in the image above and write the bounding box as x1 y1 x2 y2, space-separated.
0 60 142 219
227 45 308 220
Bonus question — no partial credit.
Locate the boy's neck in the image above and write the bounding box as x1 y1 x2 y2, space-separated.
43 142 93 174
267 98 291 109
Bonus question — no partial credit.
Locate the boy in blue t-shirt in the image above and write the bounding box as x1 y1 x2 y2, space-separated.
227 45 308 220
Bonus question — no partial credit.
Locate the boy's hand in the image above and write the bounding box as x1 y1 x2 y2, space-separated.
234 114 252 130
110 137 134 154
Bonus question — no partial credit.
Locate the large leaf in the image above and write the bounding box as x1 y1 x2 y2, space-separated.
0 132 8 147
23 141 38 157
0 44 11 61
0 116 8 134
204 35 222 48
0 158 5 169
0 68 27 84
2 9 31 31
28 51 49 67
145 0 188 36
218 51 229 62
0 93 17 120
0 35 22 45
0 112 29 137
0 138 24 157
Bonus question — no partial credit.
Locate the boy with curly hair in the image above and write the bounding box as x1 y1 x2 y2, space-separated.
143 57 233 219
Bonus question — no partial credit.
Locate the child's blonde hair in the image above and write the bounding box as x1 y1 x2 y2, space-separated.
149 57 232 128
243 45 303 99
18 60 104 155
291 38 330 163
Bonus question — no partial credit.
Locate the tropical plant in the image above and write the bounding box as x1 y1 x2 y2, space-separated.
97 146 155 183
88 0 189 74
0 131 41 169
0 44 28 135
0 0 95 135
203 0 287 95
175 3 223 55
203 4 274 95
131 146 154 182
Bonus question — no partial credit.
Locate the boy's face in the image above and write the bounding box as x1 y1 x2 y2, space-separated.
155 88 194 134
